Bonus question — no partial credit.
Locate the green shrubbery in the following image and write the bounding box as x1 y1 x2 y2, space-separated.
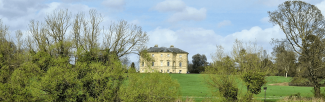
242 72 266 95
0 9 180 101
205 40 269 102
0 50 181 101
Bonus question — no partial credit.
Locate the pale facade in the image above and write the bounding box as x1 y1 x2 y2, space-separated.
139 45 188 73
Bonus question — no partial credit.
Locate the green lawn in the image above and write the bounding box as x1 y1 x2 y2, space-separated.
169 74 325 102
169 74 212 102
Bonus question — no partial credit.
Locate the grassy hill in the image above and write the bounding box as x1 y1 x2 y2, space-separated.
169 74 325 102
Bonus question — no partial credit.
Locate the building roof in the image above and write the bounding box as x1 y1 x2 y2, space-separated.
147 45 188 54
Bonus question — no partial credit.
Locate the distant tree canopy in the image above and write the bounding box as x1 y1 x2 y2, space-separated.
191 54 208 73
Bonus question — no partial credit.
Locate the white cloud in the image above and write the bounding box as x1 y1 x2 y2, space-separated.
217 20 232 28
168 7 206 22
147 27 222 62
102 0 125 11
226 26 285 44
147 25 286 62
153 0 207 22
148 27 178 46
0 1 98 40
0 0 46 19
153 0 186 12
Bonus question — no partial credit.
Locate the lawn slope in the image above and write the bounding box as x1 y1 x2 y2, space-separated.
170 74 325 102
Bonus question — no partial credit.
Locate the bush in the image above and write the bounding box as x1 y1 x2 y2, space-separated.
0 62 44 101
29 65 82 101
206 74 239 102
242 72 267 95
218 79 238 101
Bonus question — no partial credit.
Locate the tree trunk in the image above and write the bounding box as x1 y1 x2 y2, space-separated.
314 84 321 98
285 72 287 78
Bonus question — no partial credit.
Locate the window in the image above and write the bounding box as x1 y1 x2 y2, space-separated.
167 61 170 66
161 69 163 73
179 70 182 73
167 69 169 73
180 55 182 58
142 62 144 67
142 69 144 72
152 54 154 57
179 62 182 67
160 61 163 66
167 54 169 57
161 54 163 57
152 62 154 66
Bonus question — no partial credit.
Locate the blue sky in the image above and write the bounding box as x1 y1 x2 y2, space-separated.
1 0 325 66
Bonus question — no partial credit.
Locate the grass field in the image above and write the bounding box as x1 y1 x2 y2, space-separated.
169 74 325 102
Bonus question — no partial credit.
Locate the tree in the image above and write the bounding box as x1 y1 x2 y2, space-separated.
45 9 72 57
128 62 136 73
191 54 207 73
271 39 297 77
187 62 193 73
231 39 268 101
205 45 239 101
103 20 149 59
0 9 144 101
268 1 325 97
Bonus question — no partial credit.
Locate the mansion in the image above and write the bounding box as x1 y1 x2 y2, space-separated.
139 45 188 73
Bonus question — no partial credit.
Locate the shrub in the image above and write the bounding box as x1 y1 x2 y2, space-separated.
0 62 44 101
218 79 238 101
242 72 267 95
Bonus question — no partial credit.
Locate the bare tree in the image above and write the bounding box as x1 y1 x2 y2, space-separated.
28 20 50 53
82 9 102 52
70 9 103 62
268 1 325 97
0 19 11 66
71 12 84 62
103 20 148 58
45 9 71 57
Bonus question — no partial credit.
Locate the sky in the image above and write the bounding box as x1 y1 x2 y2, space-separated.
1 0 325 67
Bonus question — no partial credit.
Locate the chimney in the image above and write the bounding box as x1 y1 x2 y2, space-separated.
154 44 158 47
170 45 174 48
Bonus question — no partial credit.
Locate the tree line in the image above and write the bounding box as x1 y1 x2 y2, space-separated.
0 9 181 102
201 1 325 101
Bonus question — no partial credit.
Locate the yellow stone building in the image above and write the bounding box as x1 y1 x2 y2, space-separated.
139 45 188 73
